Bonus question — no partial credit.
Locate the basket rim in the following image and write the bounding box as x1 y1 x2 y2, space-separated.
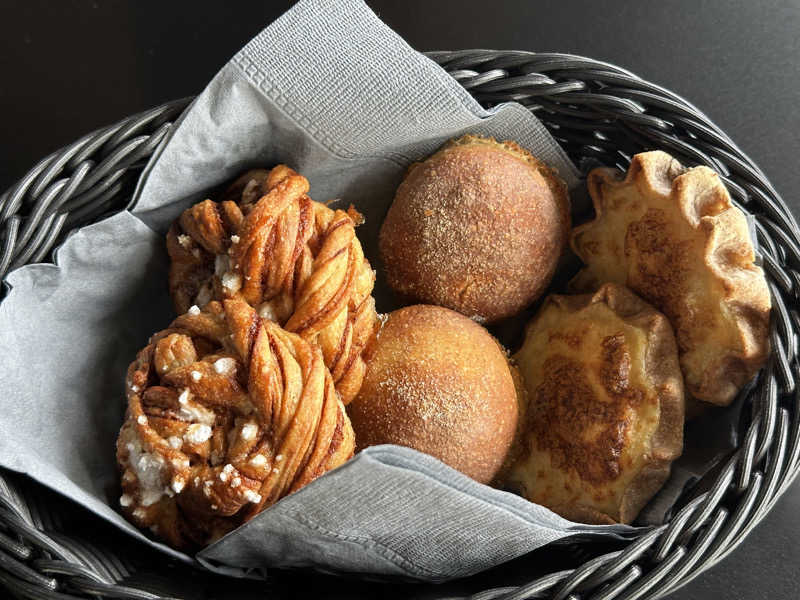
0 49 798 600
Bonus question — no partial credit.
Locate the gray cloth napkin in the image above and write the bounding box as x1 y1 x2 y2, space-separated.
132 0 580 233
2 0 720 584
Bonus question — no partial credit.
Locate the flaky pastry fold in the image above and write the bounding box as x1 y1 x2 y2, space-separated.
167 166 378 404
116 297 354 549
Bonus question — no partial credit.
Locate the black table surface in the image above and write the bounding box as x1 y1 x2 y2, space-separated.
2 1 799 599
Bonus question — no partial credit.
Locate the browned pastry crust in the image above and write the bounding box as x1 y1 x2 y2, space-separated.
347 304 519 484
379 134 570 323
166 166 379 404
116 297 355 549
571 151 771 406
507 284 685 524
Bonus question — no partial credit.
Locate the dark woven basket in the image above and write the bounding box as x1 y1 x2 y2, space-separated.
1 50 798 600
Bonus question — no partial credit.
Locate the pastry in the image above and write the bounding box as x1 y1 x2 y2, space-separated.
116 297 355 549
571 151 771 405
379 135 570 323
167 166 379 404
507 283 684 524
347 304 519 484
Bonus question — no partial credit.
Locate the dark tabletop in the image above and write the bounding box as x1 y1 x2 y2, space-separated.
2 1 800 599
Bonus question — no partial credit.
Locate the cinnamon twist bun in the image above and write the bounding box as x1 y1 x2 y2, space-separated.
167 166 378 404
116 297 355 549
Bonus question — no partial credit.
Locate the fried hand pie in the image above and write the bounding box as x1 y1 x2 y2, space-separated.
507 283 684 524
571 151 770 406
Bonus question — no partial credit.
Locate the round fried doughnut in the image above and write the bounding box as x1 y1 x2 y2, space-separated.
379 135 570 323
347 304 519 484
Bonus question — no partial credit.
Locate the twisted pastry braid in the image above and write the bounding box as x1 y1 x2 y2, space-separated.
116 297 355 549
167 166 378 404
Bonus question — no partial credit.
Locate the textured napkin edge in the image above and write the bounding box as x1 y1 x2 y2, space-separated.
354 447 642 536
131 97 199 217
0 211 194 565
132 0 582 226
197 445 643 582
230 0 581 186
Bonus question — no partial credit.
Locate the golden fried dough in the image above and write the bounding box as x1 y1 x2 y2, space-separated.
507 284 684 524
571 151 771 406
348 305 519 484
379 135 570 323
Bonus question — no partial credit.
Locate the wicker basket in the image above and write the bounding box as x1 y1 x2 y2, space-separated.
1 50 798 600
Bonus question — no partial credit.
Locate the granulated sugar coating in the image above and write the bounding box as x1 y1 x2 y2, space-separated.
379 135 570 323
347 304 520 484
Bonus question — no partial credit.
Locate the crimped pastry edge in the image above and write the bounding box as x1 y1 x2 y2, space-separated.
510 283 685 524
571 151 771 406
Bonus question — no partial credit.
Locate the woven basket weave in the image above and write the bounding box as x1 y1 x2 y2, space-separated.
1 50 798 600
